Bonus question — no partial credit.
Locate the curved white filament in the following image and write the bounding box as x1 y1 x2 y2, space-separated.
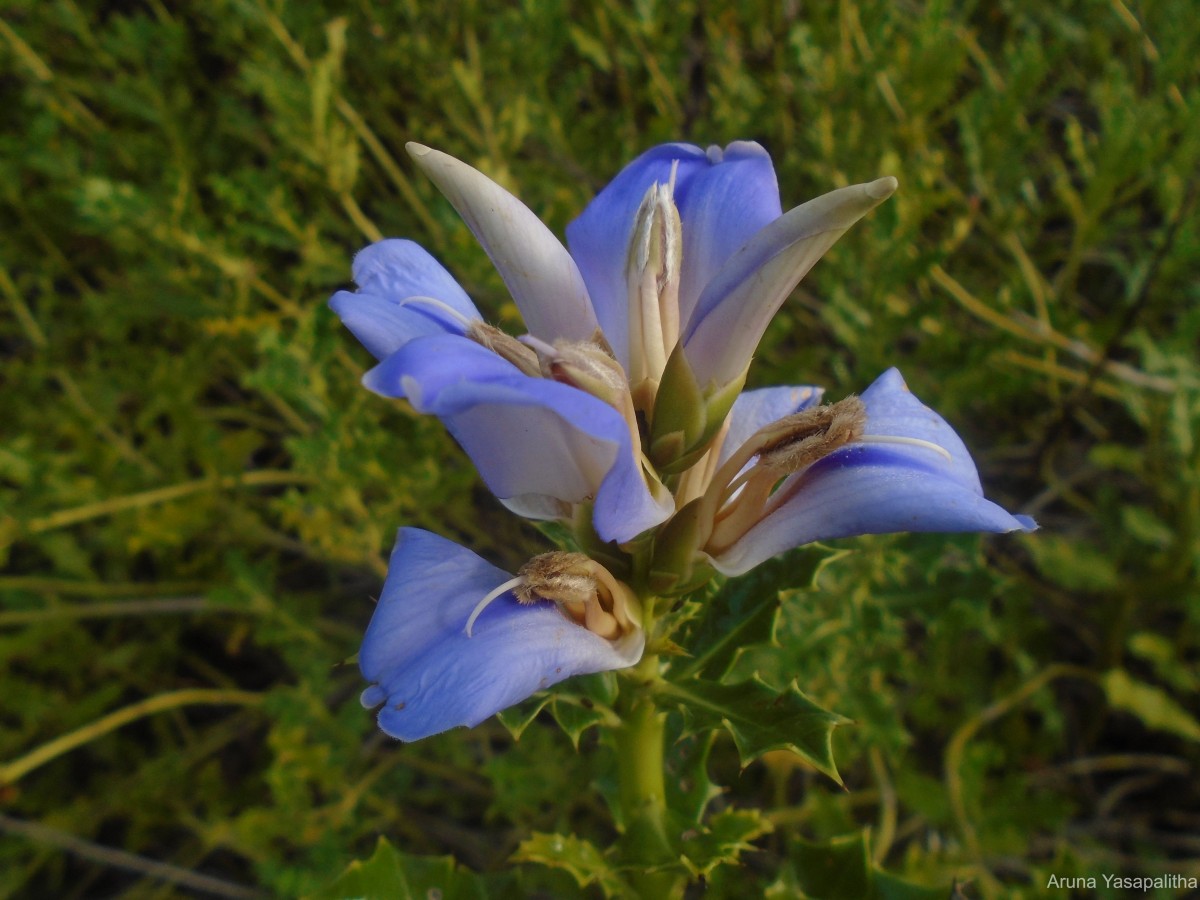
397 295 476 330
856 434 953 462
465 576 525 637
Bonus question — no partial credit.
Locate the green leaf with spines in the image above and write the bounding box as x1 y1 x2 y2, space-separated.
1102 668 1200 742
664 730 721 826
308 837 510 899
781 831 951 900
512 832 628 898
549 673 621 747
678 545 840 681
496 693 553 741
679 808 773 878
661 677 848 781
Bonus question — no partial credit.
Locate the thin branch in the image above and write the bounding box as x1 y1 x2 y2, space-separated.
0 812 267 899
0 689 264 785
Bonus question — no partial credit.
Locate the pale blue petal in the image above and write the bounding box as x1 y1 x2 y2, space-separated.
360 529 642 742
330 239 481 360
566 142 784 369
407 145 599 343
329 292 459 361
674 141 782 328
716 383 824 470
566 143 709 368
351 239 478 318
364 335 673 543
709 369 1036 575
683 177 897 392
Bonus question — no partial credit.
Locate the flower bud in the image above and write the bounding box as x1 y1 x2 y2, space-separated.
624 177 683 411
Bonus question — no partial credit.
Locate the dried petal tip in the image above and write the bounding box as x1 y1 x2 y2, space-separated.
867 176 899 200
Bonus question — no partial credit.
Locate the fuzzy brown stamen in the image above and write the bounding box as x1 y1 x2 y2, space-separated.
468 321 541 377
756 396 868 475
465 552 639 640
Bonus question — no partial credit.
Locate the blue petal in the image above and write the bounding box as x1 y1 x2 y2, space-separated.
329 240 481 360
364 335 673 543
709 369 1036 575
566 144 709 368
717 383 824 470
360 529 642 742
566 142 783 369
682 177 896 392
674 142 783 328
407 144 599 344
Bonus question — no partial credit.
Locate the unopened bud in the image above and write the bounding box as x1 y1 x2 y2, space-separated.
625 174 683 408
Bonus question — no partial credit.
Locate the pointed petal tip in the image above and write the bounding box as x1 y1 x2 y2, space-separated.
867 176 898 200
406 141 432 158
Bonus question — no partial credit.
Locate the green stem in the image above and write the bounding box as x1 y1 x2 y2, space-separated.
615 649 685 899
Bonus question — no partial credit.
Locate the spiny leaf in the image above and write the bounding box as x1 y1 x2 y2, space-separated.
665 730 722 827
783 831 950 900
513 832 627 898
496 694 553 741
307 837 504 900
661 677 848 782
679 808 773 878
679 545 841 680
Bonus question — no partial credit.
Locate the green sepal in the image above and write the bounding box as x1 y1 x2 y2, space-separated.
647 497 710 594
660 677 848 783
778 831 951 900
652 355 744 480
649 344 707 469
308 837 512 899
513 832 628 899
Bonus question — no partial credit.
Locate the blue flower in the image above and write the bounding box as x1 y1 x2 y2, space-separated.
699 369 1036 575
337 140 1035 740
331 142 892 544
360 529 642 742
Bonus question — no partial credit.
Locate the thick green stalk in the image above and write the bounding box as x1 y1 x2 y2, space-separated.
615 648 685 899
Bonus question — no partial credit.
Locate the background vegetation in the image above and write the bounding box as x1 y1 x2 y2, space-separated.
2 0 1197 896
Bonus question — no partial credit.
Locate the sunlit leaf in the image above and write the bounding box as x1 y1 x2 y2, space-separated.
513 832 627 898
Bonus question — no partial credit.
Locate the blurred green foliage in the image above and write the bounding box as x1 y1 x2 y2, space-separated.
1 0 1197 897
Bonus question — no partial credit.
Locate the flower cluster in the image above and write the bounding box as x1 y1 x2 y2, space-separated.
332 141 1035 741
